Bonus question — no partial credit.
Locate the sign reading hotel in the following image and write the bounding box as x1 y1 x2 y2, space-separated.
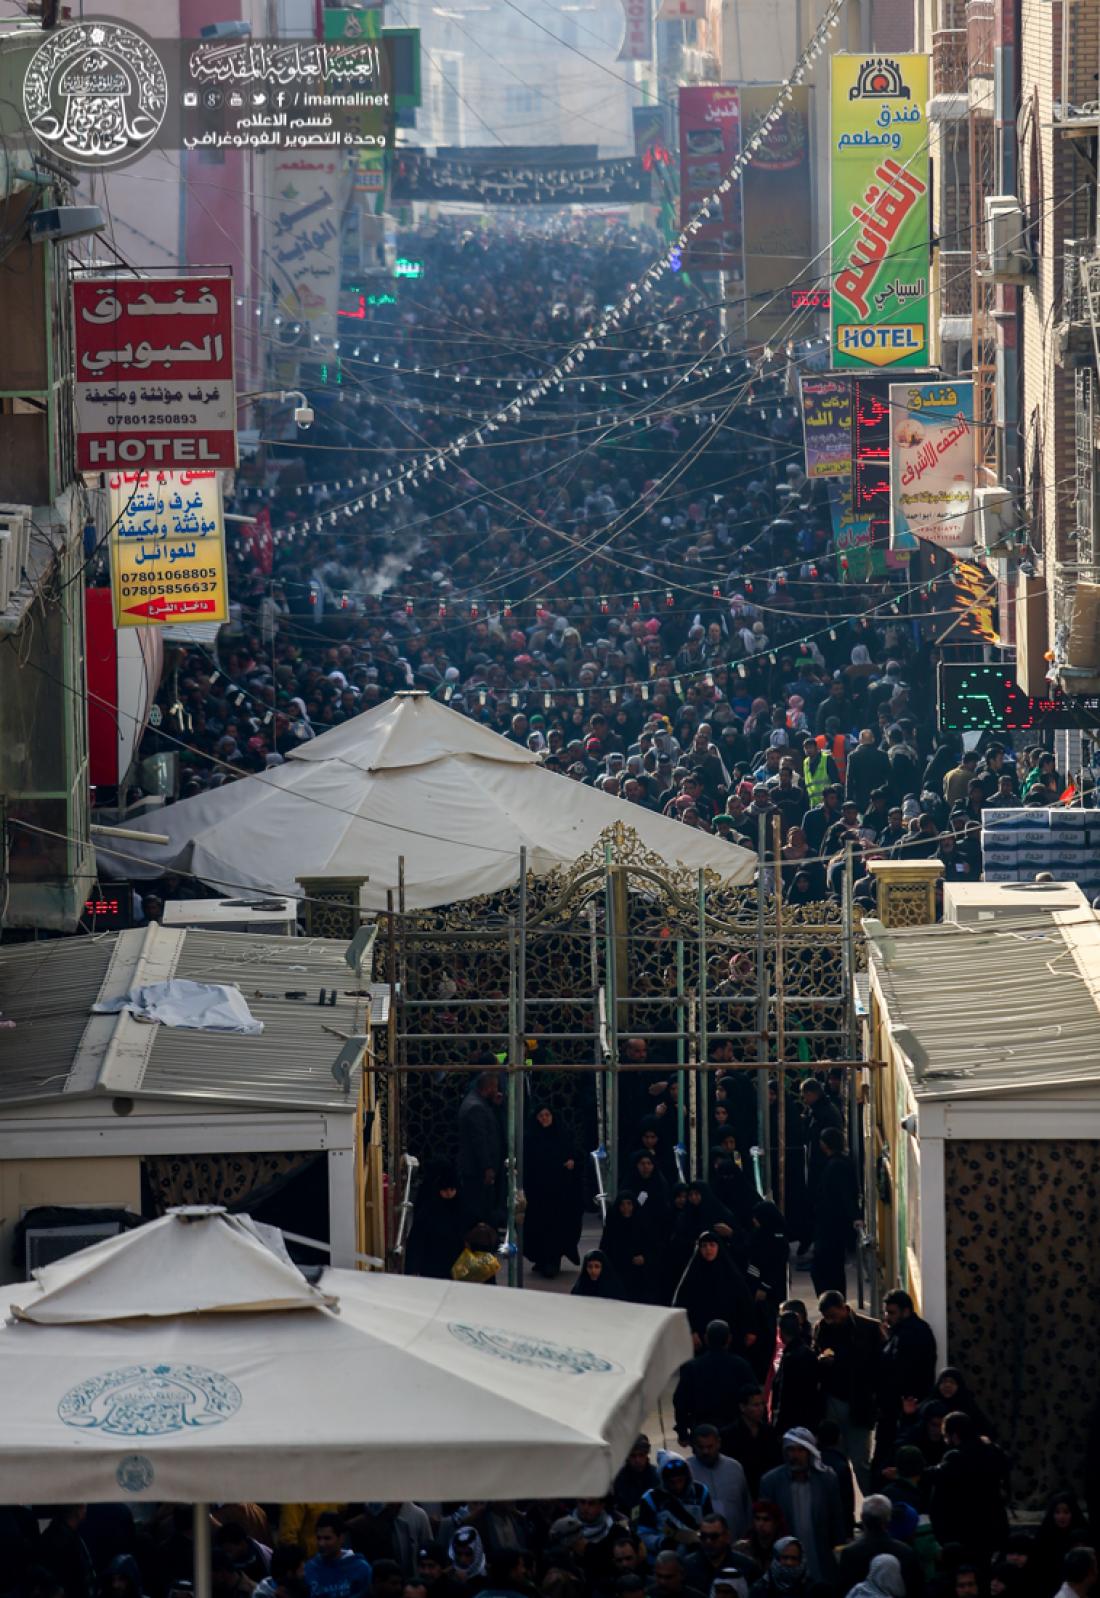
830 54 930 369
73 274 236 470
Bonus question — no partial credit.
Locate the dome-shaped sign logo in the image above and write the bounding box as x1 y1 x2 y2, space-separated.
23 21 168 168
59 1364 241 1437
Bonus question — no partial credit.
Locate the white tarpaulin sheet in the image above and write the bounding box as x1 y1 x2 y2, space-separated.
0 1209 691 1503
95 694 757 909
93 980 263 1035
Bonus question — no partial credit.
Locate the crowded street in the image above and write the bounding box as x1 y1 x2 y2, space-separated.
2 0 1100 1594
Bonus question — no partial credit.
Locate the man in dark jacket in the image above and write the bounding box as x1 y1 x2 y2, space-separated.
876 1289 937 1463
799 1080 843 1214
457 1070 505 1226
928 1412 1010 1562
812 1291 881 1490
674 1320 758 1443
720 1386 783 1497
846 730 892 811
835 1494 925 1598
811 1127 860 1297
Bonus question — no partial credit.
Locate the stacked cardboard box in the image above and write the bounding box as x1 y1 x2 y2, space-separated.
981 807 1100 892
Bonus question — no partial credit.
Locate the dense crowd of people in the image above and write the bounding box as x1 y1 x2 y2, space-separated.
116 217 1048 919
61 217 1095 1598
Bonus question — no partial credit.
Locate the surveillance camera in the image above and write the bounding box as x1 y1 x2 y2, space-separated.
294 404 314 430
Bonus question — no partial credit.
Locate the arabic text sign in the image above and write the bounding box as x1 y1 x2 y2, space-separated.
830 54 930 369
739 85 812 343
271 154 353 326
390 152 649 204
889 380 974 550
108 470 228 630
678 86 742 275
800 376 852 480
73 275 236 471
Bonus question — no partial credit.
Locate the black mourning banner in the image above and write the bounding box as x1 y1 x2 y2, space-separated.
391 149 649 204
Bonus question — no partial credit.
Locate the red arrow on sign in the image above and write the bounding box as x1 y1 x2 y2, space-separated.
122 596 220 621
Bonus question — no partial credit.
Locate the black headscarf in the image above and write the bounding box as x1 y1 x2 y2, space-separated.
571 1248 625 1300
672 1230 756 1339
406 1162 467 1279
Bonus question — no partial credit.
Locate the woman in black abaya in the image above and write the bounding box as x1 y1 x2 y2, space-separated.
571 1248 626 1301
600 1192 658 1303
673 1230 757 1353
406 1163 468 1279
523 1104 582 1277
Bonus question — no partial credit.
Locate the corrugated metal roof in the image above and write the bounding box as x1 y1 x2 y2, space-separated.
0 926 381 1112
0 936 115 1101
870 909 1100 1099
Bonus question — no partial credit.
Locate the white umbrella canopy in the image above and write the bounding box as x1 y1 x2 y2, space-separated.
0 1208 690 1504
95 692 756 907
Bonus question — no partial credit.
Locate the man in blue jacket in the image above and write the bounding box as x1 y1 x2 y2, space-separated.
305 1514 373 1598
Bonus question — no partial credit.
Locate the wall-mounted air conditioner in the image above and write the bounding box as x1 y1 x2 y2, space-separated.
974 485 1021 556
984 196 1033 280
0 504 31 613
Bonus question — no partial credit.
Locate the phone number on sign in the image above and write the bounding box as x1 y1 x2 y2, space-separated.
108 414 199 426
120 578 221 598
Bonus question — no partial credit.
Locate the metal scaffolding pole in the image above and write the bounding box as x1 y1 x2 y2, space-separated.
755 812 772 1196
675 938 687 1182
696 868 710 1179
603 846 620 1199
772 817 787 1214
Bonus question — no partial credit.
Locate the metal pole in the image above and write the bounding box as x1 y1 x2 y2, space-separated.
675 937 686 1172
603 846 620 1200
514 850 528 1287
385 889 399 1259
773 816 787 1216
843 840 865 1308
696 868 709 1181
589 902 609 1217
687 995 699 1178
506 912 520 1287
755 812 772 1195
193 1505 211 1598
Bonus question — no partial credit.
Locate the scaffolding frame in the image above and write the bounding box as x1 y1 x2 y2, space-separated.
375 825 867 1291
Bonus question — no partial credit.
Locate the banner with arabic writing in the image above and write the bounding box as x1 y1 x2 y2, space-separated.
108 469 228 630
889 379 975 551
830 54 930 369
678 86 742 275
390 151 648 204
739 85 812 345
800 377 852 479
270 152 353 336
72 274 236 472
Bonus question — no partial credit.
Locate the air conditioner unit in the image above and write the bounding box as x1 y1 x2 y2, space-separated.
974 484 1020 555
0 503 31 612
984 196 1032 279
25 1220 125 1277
161 896 299 936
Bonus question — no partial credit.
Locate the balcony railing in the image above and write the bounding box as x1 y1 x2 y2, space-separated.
939 249 974 318
967 0 994 80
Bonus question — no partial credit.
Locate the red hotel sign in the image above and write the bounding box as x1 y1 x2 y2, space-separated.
73 274 237 471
